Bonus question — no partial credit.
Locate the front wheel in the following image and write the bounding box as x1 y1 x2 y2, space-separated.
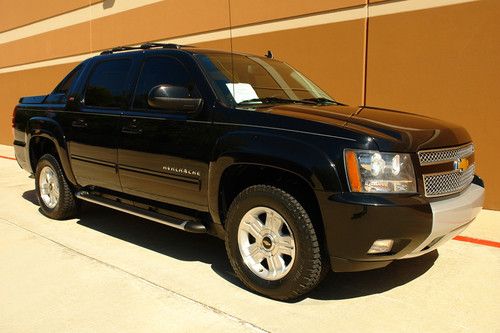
35 154 78 219
225 185 329 301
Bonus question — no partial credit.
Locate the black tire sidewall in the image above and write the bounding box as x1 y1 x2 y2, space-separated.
225 186 321 300
35 154 74 219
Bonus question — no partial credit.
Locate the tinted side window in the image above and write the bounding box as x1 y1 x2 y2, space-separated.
85 59 132 108
133 57 193 110
53 64 82 95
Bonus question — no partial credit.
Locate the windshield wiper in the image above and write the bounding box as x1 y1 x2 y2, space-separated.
238 97 316 105
300 97 342 105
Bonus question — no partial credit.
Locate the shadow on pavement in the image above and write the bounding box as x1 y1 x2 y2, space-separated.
306 250 438 301
21 190 438 301
75 202 234 272
22 190 38 206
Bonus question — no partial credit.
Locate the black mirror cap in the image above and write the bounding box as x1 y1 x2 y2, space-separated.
147 84 202 112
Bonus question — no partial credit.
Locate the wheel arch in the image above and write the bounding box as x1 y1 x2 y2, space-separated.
215 162 327 240
27 117 77 185
208 131 342 225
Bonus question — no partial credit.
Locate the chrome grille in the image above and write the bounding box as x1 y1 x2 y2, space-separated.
418 143 474 166
423 164 475 197
418 143 475 197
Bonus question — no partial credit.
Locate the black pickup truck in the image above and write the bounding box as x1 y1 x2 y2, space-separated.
13 43 484 300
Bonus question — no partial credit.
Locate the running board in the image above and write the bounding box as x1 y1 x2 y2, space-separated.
75 191 206 233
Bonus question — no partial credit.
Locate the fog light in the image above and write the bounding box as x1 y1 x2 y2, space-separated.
367 239 394 254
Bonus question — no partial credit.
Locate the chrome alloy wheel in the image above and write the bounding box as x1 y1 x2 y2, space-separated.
39 166 60 209
237 207 296 281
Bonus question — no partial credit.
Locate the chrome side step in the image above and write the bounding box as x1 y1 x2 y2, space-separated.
76 191 206 234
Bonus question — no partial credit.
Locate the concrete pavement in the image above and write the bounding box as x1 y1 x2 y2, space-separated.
0 145 499 332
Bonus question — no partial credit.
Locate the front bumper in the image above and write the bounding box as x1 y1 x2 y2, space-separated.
319 182 484 272
402 183 483 258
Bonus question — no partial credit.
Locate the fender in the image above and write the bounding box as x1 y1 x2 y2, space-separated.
207 130 344 224
26 117 77 186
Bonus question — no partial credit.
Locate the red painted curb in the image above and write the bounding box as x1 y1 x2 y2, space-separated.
453 236 500 248
0 155 16 161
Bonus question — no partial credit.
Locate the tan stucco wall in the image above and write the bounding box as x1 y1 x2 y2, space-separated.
366 0 500 209
0 0 498 209
0 0 102 33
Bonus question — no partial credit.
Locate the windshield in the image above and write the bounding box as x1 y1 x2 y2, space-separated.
195 53 335 106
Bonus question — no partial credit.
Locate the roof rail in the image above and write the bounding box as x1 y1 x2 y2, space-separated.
100 43 192 55
100 46 141 55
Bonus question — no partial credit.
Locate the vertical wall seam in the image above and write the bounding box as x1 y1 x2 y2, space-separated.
227 0 234 55
362 1 370 106
228 0 235 105
89 0 93 53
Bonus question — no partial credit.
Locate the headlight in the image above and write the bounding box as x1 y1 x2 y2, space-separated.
344 149 416 193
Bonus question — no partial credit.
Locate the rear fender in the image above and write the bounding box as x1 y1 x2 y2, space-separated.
27 117 77 185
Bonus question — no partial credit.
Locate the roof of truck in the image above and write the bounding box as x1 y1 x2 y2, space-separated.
96 42 275 60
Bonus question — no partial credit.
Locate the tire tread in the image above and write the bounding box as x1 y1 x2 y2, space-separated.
35 154 78 220
225 185 329 301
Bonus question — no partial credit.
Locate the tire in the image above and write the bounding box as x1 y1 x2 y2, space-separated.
225 185 329 301
35 154 78 219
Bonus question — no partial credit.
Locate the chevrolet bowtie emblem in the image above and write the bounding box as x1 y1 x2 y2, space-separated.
454 158 469 172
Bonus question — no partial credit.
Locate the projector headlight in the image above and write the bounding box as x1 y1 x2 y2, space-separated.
344 149 416 193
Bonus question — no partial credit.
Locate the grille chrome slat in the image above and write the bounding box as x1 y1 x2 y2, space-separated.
418 143 474 166
423 164 475 197
418 143 475 197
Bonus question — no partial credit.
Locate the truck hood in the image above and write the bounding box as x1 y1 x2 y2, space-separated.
260 104 471 152
347 106 471 151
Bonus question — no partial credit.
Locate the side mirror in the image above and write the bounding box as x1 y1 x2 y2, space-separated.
147 85 202 112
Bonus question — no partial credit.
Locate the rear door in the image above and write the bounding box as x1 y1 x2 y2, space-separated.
64 56 137 191
118 54 213 211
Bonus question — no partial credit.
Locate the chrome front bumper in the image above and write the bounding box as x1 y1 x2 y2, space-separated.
403 183 485 258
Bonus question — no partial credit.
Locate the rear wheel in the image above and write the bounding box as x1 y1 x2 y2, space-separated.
225 185 329 301
35 154 78 219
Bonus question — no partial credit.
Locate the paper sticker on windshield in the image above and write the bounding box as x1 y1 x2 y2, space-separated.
226 83 259 104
